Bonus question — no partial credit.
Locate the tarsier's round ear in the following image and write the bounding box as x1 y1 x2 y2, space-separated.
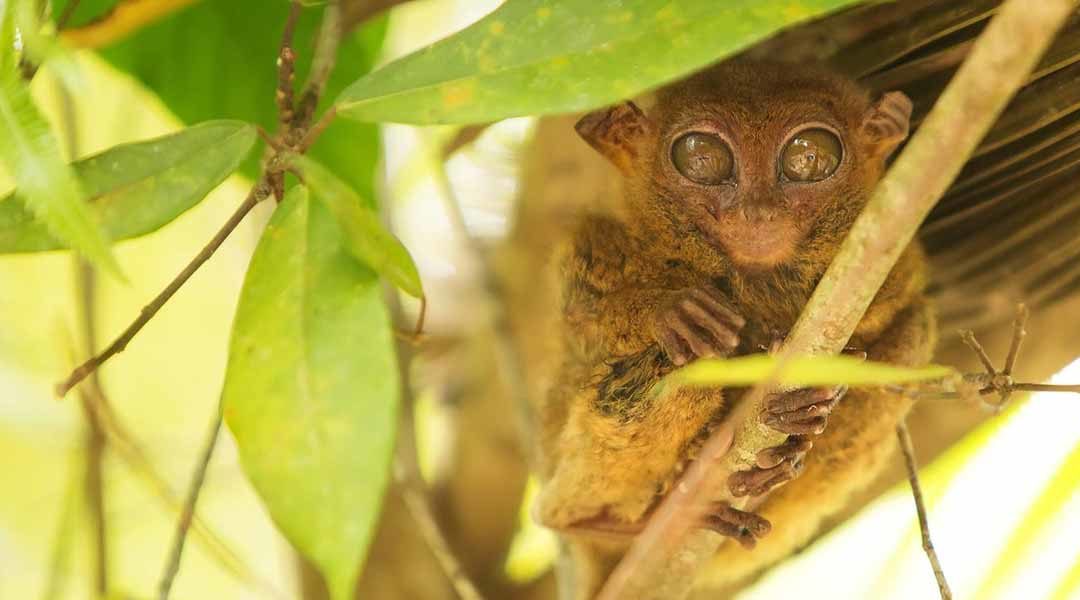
575 101 655 175
861 91 913 160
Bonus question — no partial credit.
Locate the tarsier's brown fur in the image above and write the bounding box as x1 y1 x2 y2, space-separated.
520 61 936 596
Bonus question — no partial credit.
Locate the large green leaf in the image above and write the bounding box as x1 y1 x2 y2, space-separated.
291 154 423 298
0 2 120 276
0 120 255 252
672 353 955 388
336 0 865 124
222 186 398 600
88 1 386 202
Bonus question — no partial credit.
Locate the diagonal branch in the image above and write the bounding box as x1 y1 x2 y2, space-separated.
596 1 1078 598
897 419 952 600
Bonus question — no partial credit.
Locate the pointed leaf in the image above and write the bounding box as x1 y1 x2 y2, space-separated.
335 0 865 125
672 353 956 388
0 120 255 252
0 3 120 275
223 187 398 600
291 154 423 298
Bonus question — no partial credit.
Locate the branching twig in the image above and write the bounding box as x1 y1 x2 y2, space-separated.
56 180 271 396
897 420 952 600
596 2 1077 598
157 405 224 600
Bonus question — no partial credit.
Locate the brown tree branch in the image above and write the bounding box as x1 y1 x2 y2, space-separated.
596 1 1077 598
157 404 224 600
897 419 952 600
55 181 271 397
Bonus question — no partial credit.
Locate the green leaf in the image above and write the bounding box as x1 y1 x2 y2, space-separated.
223 186 398 600
336 0 864 124
291 154 423 298
0 3 120 276
0 120 255 252
671 354 955 388
94 2 387 202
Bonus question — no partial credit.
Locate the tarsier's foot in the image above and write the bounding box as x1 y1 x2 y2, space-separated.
653 288 745 366
701 502 771 549
728 435 812 497
761 386 847 435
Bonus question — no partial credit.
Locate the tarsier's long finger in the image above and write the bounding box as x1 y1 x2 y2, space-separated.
701 504 771 549
763 414 828 435
666 309 720 358
679 298 739 349
687 288 745 329
656 326 692 366
756 435 813 469
765 386 845 414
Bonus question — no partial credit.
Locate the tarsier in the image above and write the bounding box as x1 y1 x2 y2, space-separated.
530 61 937 595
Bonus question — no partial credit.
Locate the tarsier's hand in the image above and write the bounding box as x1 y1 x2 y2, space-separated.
727 386 847 499
651 288 745 366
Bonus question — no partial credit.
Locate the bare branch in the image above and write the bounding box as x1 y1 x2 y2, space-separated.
276 2 302 129
157 405 224 600
597 1 1078 597
897 420 952 600
294 1 342 129
56 181 272 397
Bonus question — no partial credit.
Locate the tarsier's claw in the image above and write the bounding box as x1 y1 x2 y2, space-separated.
728 436 810 497
761 386 846 435
701 503 771 549
653 288 744 365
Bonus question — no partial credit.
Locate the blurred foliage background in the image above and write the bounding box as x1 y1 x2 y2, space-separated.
2 1 1080 599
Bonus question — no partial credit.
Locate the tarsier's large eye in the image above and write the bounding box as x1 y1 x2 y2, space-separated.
781 128 842 182
671 132 734 185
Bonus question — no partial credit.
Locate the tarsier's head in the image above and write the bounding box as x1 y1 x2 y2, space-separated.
576 61 912 271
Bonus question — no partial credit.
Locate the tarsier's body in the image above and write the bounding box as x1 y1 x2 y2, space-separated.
528 62 936 595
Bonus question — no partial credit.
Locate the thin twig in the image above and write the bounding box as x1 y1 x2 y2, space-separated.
897 420 952 600
56 180 271 397
157 405 224 600
294 0 341 129
276 1 302 128
395 421 485 600
1003 304 1029 375
298 105 338 152
596 2 1077 597
960 330 997 376
59 76 109 599
76 262 109 599
388 289 485 600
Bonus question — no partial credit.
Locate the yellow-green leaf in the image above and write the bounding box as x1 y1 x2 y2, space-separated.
672 353 956 388
335 0 865 124
223 186 398 600
291 154 423 298
0 120 255 252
